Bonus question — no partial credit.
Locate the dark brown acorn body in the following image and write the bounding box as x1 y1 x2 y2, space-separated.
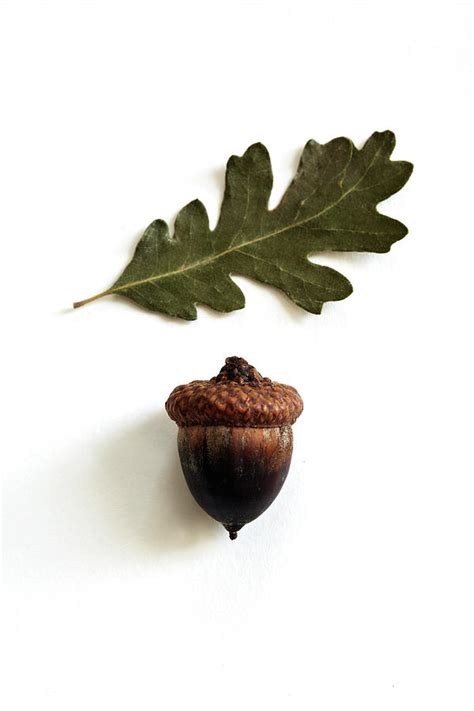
165 357 303 539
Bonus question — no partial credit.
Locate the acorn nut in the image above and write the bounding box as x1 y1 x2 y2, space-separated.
165 356 303 540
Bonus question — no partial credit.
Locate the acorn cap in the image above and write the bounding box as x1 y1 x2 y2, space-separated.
165 356 303 428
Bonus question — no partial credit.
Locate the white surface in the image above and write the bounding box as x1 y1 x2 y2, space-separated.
1 0 473 709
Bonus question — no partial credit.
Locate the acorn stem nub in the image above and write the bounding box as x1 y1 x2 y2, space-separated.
224 524 241 541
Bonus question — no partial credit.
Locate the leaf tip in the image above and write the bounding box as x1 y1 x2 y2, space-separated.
365 129 397 155
379 128 396 141
243 141 270 162
404 160 415 178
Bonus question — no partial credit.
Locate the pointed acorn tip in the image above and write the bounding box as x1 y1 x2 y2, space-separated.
224 524 242 541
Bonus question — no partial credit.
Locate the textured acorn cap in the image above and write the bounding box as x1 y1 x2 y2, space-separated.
165 356 303 428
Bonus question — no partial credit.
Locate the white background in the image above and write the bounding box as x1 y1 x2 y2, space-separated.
1 1 473 709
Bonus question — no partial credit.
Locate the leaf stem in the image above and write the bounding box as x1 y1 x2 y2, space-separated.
73 289 113 309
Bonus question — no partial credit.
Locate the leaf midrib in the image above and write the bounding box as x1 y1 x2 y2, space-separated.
111 143 381 295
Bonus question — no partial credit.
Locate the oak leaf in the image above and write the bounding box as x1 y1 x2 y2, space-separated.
74 131 412 319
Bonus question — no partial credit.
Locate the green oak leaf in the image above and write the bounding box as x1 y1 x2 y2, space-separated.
74 131 413 320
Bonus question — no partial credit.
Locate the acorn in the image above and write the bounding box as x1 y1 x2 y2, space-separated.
165 356 303 540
